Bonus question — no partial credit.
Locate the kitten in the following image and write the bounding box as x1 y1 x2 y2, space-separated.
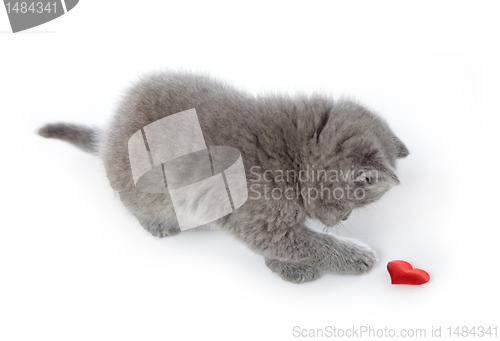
38 71 409 283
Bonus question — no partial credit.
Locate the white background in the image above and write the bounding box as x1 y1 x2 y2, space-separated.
1 1 499 340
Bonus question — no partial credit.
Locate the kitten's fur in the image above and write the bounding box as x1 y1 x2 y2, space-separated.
39 71 408 283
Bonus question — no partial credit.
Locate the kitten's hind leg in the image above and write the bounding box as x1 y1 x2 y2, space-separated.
135 215 181 238
265 258 320 283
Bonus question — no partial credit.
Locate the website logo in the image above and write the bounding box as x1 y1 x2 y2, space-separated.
127 108 249 231
3 0 78 33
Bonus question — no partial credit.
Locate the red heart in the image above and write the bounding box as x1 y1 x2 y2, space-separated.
387 260 430 285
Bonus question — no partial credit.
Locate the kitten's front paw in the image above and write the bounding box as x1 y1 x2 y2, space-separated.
334 237 377 275
265 258 320 284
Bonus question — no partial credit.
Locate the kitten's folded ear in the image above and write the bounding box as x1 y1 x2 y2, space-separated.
392 135 409 158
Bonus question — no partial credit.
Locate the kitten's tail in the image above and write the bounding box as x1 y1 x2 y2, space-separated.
37 123 99 155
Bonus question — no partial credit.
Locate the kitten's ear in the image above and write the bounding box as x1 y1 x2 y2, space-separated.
392 135 409 158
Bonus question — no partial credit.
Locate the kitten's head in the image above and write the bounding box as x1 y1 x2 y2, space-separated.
300 99 409 227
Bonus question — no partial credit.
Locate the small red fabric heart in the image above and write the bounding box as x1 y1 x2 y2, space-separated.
387 260 430 285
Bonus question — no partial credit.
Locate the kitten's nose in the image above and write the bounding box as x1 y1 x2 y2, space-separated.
342 211 352 221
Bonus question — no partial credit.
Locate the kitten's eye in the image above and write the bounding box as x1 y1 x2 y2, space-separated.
355 172 372 185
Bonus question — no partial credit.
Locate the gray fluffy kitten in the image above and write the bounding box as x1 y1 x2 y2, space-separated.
39 71 409 284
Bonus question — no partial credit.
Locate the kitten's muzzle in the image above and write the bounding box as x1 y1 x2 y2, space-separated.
341 210 352 221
